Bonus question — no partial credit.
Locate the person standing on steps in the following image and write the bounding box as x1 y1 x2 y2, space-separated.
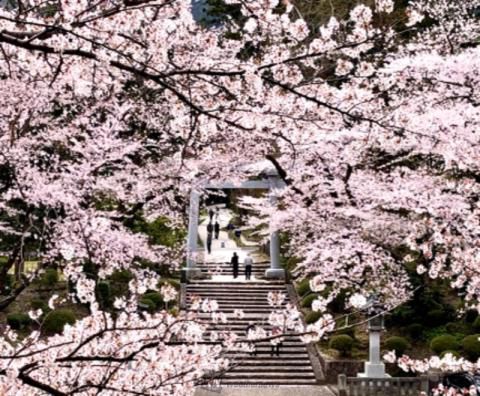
206 232 212 254
207 221 213 235
214 221 220 239
231 252 239 279
270 326 282 356
244 253 253 280
246 322 257 356
208 208 214 221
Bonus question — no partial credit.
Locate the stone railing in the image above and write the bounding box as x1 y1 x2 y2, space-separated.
337 374 431 396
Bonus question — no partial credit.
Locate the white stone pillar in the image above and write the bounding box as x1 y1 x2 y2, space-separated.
186 190 200 278
265 187 285 279
359 314 388 378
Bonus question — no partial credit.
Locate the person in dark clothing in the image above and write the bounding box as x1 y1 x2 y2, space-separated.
206 232 212 254
234 229 241 239
271 326 282 356
207 222 213 235
246 322 257 356
214 222 220 239
244 254 253 280
231 252 239 279
208 208 214 221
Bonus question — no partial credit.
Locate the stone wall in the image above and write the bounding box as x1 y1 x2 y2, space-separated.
322 359 364 384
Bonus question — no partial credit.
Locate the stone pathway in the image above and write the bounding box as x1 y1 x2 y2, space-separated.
197 205 267 281
195 386 337 396
187 206 335 391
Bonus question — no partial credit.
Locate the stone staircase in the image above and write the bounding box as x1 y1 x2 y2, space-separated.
199 260 270 279
185 280 319 386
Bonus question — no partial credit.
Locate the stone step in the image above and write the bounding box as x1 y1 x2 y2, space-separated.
187 309 280 314
184 274 317 386
188 304 283 309
225 354 311 359
187 287 285 291
213 379 318 385
225 359 312 365
200 267 270 271
187 282 285 286
186 299 289 305
202 345 309 352
200 264 270 268
221 371 315 378
186 292 284 296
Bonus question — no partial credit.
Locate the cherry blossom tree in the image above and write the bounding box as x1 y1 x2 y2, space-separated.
0 0 479 393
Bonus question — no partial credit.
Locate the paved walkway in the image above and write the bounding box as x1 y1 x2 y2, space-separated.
189 206 336 392
198 206 267 282
195 386 337 396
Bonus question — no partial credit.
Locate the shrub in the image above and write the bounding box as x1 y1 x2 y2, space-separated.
305 311 322 324
110 270 134 283
385 336 411 356
41 268 59 287
440 350 460 359
329 335 354 357
335 318 356 338
446 322 470 335
7 313 31 330
473 317 480 332
328 291 347 313
143 292 163 309
301 294 318 309
407 323 424 339
31 299 49 315
139 298 156 313
166 279 180 291
427 309 448 326
462 335 480 361
388 306 416 327
43 309 76 334
296 279 311 296
465 310 478 324
96 282 111 308
430 335 459 354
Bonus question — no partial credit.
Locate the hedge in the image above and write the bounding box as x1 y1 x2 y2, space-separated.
473 317 480 332
406 323 424 339
139 298 156 312
462 334 480 361
31 299 49 314
143 292 163 309
385 336 410 356
430 335 459 354
440 350 460 359
296 279 311 296
41 268 59 287
301 294 318 309
7 313 31 330
427 309 448 326
305 311 322 324
329 335 354 357
43 309 76 334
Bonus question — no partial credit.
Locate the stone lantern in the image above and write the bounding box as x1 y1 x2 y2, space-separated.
358 294 388 378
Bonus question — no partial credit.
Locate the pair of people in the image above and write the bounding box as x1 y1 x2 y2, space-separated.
246 323 282 356
230 252 253 280
208 207 220 222
206 221 220 254
207 222 220 238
